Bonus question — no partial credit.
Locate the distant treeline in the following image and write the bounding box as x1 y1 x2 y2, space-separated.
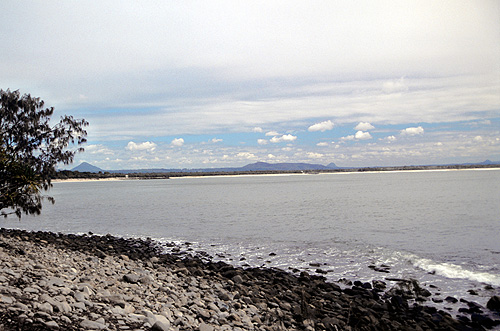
53 163 500 180
53 170 170 180
355 164 500 172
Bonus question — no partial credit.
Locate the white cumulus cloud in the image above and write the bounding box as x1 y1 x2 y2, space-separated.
252 127 263 133
400 126 424 136
257 139 268 145
308 120 334 132
236 152 257 159
85 144 114 155
354 122 375 131
355 131 372 140
265 131 280 136
307 152 324 159
473 135 483 142
270 134 297 143
211 138 223 143
126 141 157 152
171 138 185 147
341 135 355 141
316 142 329 147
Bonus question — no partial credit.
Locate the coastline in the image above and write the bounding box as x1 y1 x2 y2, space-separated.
52 166 500 182
1 229 499 330
51 177 131 183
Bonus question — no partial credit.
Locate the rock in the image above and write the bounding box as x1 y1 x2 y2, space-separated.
0 295 14 304
80 319 107 330
0 228 480 331
139 274 154 284
199 322 214 331
471 313 498 328
232 275 244 284
151 320 170 331
38 302 54 314
13 302 29 311
44 320 59 329
444 296 458 303
487 295 500 312
54 301 72 313
123 273 140 284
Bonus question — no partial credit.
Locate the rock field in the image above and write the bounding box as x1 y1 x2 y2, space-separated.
0 228 499 330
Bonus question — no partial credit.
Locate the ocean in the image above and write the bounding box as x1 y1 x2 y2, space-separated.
3 168 500 315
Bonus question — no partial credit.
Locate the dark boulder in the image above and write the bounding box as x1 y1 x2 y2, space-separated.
487 295 500 312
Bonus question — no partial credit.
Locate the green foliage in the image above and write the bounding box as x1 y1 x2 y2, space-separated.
0 89 88 218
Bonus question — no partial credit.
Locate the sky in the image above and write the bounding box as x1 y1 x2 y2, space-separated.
1 1 500 169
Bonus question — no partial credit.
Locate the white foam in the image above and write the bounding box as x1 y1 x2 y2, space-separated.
413 258 500 286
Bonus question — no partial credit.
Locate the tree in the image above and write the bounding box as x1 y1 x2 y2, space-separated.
0 89 88 218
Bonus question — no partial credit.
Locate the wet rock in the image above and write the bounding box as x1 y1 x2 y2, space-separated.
445 296 458 303
487 295 500 312
0 228 480 331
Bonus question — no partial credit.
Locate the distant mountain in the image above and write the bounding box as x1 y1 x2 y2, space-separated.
69 159 499 175
470 159 498 165
71 162 103 173
326 162 339 169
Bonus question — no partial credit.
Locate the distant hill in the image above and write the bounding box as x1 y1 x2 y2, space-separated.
106 162 341 174
71 162 103 173
69 160 499 175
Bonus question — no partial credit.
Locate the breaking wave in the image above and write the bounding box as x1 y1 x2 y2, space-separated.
412 257 500 286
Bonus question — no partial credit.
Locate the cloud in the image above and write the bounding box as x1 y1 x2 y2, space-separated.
308 120 334 132
236 152 257 159
85 144 114 155
171 138 185 147
385 135 397 141
307 152 324 159
126 141 157 152
257 139 268 145
6 2 500 170
382 77 409 94
211 138 223 143
473 136 483 142
355 131 372 140
265 131 280 136
270 134 297 143
341 135 355 141
400 126 424 136
316 142 329 147
267 154 276 159
354 122 375 131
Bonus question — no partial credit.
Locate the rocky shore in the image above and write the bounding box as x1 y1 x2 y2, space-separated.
1 228 499 331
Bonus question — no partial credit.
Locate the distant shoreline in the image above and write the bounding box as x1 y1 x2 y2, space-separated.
52 166 500 182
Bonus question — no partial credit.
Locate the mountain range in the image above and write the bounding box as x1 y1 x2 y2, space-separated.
71 161 340 173
70 160 499 174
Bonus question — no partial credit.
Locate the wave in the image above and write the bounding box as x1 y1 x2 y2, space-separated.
412 257 500 286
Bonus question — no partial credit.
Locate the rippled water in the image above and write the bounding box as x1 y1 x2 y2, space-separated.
3 169 500 312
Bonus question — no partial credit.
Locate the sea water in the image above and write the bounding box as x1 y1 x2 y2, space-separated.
3 169 500 314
